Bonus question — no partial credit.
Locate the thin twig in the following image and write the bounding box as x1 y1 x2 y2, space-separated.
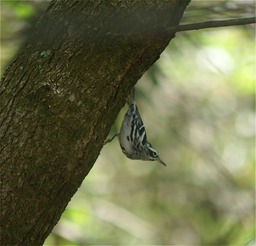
171 17 255 32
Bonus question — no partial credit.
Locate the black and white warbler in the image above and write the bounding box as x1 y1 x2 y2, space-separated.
105 88 166 166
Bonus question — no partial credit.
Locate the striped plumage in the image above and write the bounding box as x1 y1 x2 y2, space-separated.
118 88 166 166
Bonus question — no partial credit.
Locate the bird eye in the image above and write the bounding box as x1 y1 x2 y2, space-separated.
152 151 158 158
147 143 159 159
149 149 158 158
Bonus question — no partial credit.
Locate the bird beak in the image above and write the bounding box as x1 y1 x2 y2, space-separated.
157 158 166 166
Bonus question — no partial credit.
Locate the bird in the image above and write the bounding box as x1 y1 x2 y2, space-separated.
105 88 166 166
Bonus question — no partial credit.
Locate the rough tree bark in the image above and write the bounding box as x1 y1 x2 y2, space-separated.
0 0 190 245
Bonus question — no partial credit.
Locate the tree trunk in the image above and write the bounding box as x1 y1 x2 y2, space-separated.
0 0 190 244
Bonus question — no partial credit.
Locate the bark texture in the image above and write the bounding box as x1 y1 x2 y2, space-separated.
0 0 190 244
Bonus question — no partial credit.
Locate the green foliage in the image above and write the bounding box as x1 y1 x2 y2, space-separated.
4 1 35 19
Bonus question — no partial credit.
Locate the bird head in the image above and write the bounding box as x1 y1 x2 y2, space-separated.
146 143 166 166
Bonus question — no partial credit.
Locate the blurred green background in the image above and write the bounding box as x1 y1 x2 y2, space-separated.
1 0 255 245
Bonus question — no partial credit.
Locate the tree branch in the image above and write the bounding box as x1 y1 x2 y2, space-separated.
0 0 191 244
173 17 255 32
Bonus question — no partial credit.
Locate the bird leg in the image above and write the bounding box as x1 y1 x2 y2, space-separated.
104 133 119 145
